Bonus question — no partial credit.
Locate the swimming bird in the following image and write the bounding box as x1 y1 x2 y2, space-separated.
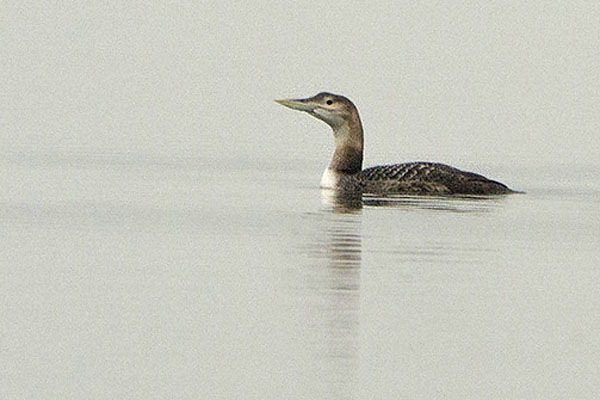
276 92 515 195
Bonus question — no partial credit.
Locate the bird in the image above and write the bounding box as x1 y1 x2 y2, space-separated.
275 92 516 195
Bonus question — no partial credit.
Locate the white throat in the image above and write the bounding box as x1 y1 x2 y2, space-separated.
320 168 339 189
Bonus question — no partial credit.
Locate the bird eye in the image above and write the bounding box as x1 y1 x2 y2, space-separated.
326 99 333 105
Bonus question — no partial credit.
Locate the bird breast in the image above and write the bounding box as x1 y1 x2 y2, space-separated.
320 168 339 189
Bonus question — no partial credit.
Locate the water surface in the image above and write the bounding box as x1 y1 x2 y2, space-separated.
1 152 599 399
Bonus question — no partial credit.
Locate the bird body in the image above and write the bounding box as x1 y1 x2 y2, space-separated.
276 92 515 195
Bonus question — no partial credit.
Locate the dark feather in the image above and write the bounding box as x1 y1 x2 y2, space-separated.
359 162 513 195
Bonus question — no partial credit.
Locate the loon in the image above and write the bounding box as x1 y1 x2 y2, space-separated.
276 92 515 195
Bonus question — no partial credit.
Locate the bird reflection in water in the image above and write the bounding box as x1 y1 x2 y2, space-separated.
305 188 503 398
321 189 363 213
323 186 507 214
302 193 362 398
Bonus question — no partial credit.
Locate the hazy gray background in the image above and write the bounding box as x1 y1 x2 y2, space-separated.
2 2 600 399
3 1 599 167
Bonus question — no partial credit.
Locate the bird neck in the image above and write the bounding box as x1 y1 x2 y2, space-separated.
329 114 364 175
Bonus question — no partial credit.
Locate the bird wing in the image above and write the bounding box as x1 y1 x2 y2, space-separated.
360 162 511 195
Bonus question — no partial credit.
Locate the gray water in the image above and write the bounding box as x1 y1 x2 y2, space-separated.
1 152 599 399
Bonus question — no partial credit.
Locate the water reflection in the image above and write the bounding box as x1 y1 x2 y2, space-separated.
362 194 507 213
322 188 508 214
320 189 363 213
299 205 362 399
299 189 507 398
